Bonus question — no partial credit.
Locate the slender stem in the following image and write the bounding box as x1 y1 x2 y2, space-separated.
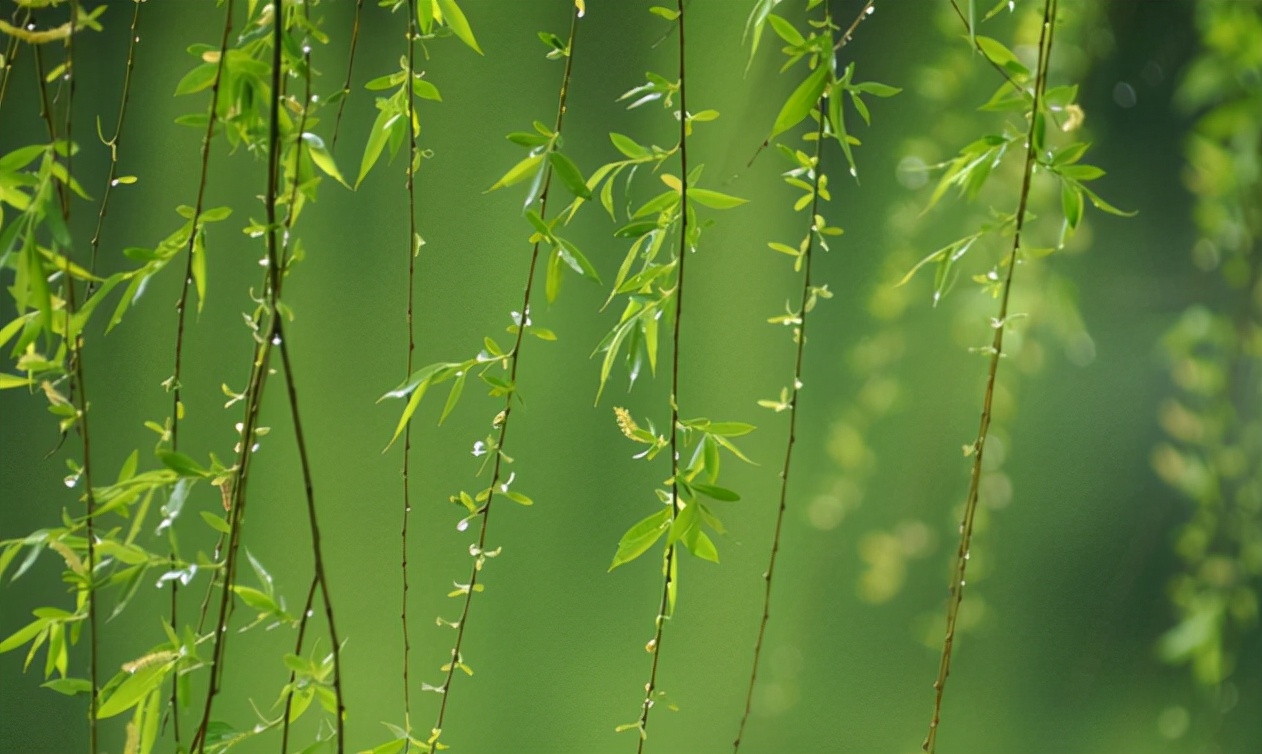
172 0 234 453
281 576 320 754
0 5 29 117
271 11 345 752
31 45 69 215
329 0 364 152
401 0 418 731
636 4 686 751
87 0 142 284
47 4 97 752
749 0 876 168
922 2 1056 751
732 100 829 754
191 1 286 749
276 321 346 754
429 7 582 744
832 0 876 51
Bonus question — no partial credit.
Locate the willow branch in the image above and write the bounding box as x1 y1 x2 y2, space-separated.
272 18 346 752
429 6 582 745
172 0 234 453
329 0 364 152
45 3 97 751
86 0 141 284
732 102 828 754
191 1 286 749
276 321 346 754
922 2 1056 751
400 0 419 731
636 3 686 752
0 5 30 116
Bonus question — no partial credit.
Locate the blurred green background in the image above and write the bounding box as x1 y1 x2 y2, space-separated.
1 1 1259 753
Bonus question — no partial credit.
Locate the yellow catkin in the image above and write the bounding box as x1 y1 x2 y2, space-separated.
613 406 638 440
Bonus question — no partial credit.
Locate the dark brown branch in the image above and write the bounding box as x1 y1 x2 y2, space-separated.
87 0 142 284
922 1 1057 751
430 6 582 745
0 5 30 117
172 0 234 453
400 0 419 731
329 0 364 152
276 320 346 754
732 98 829 754
636 3 686 751
191 1 286 749
273 12 346 752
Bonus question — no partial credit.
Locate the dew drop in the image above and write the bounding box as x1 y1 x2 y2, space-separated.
865 5 875 14
271 335 282 346
456 518 470 532
64 476 78 488
251 442 260 452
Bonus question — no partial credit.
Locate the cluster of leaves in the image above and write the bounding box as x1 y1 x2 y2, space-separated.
733 1 899 749
898 31 1131 305
1153 0 1262 688
0 2 363 752
368 6 598 753
609 410 753 576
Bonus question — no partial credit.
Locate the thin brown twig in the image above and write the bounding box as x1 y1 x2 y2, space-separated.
399 0 420 733
274 14 346 752
635 3 686 751
45 3 98 751
0 5 31 120
86 0 142 285
276 320 346 754
429 6 582 746
922 1 1056 751
191 1 286 749
172 0 234 453
732 92 830 754
329 0 364 152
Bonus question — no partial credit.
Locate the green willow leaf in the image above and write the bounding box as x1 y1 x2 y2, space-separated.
97 660 174 719
610 132 648 159
691 483 740 502
435 0 483 55
609 507 671 571
357 108 393 187
771 62 828 138
487 153 544 193
557 238 601 283
549 152 592 199
688 188 748 210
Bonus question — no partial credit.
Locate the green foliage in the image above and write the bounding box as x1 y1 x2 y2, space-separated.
0 2 1255 754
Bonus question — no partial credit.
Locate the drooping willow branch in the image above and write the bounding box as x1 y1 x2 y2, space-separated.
0 3 31 116
635 3 688 751
329 0 364 152
400 0 419 732
275 20 346 754
86 0 141 282
171 0 233 453
922 1 1057 751
276 320 347 754
191 1 287 748
44 3 99 751
429 6 582 748
732 106 827 754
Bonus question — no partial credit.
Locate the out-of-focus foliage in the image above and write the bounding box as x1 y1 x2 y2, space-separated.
1155 0 1262 689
